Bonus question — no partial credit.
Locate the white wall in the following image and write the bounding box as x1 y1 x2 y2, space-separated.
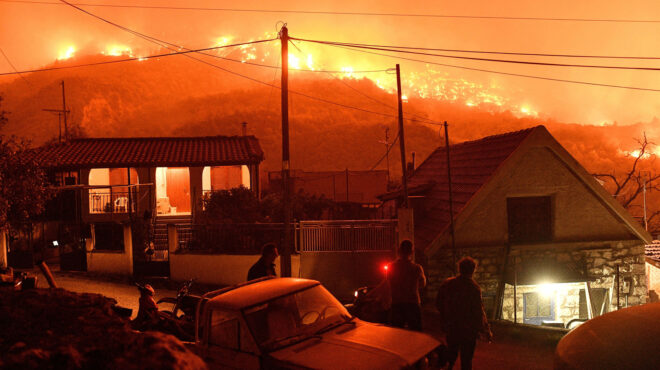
170 253 300 286
86 224 133 275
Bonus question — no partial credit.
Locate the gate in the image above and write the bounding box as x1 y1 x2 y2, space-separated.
298 220 398 301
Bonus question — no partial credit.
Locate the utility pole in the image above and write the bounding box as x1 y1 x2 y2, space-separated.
280 25 292 277
643 171 649 231
42 81 70 143
395 64 409 207
61 81 68 140
444 121 457 272
378 127 391 184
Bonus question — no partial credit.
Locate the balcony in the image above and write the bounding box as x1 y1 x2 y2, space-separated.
89 191 136 214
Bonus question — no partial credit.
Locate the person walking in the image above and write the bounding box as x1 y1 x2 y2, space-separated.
387 239 426 331
247 243 279 281
436 256 493 370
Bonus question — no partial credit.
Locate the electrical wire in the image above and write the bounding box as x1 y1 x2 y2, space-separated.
55 1 441 125
313 41 660 93
293 38 660 72
0 40 276 76
0 46 31 85
5 0 660 24
370 132 400 171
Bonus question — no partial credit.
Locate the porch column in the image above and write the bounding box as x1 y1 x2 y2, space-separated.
123 223 133 275
135 167 151 217
80 169 91 220
189 167 204 224
0 228 7 269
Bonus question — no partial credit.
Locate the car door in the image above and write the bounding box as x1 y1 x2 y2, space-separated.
205 309 261 369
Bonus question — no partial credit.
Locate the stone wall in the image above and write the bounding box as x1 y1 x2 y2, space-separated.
425 240 647 324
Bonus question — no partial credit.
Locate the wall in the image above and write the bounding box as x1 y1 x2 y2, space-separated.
86 224 133 275
427 240 648 323
647 262 660 301
170 253 300 286
299 251 395 302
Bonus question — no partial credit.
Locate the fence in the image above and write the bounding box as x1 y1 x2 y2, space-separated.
177 223 290 254
298 220 397 252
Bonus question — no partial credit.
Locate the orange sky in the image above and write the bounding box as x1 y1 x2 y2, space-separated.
2 0 660 125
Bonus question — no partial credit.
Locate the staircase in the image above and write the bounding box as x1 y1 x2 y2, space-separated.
153 215 192 253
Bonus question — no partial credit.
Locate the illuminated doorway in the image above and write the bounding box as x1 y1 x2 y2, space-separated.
155 167 191 215
202 165 250 193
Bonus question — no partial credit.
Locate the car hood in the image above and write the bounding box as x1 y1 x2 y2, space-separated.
269 319 440 369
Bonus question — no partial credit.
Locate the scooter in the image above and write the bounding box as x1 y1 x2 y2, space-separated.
157 278 200 322
133 281 197 341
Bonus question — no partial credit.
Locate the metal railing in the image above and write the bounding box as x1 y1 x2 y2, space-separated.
89 191 136 214
177 223 290 254
299 220 397 252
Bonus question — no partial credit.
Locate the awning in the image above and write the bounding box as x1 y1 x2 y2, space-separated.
504 258 591 285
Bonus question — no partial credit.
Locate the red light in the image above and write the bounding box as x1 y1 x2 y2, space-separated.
383 265 389 271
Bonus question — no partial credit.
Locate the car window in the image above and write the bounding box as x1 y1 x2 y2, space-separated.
210 310 239 349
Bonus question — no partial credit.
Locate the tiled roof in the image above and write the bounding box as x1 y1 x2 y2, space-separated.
405 126 539 250
35 136 264 169
646 243 660 264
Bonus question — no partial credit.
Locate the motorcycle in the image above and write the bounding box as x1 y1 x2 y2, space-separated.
345 282 391 324
132 280 199 341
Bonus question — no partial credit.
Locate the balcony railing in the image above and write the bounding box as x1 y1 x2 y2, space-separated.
89 191 136 214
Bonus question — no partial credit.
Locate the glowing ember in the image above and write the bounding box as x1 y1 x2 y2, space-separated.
57 45 76 60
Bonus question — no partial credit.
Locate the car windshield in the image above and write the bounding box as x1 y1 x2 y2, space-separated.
243 284 351 351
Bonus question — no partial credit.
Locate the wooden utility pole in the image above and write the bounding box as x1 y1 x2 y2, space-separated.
61 81 68 140
42 81 70 143
280 25 292 277
379 127 391 184
395 64 409 207
444 122 457 272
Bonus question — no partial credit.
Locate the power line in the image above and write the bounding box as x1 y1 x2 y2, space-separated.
54 1 442 125
293 38 660 72
0 39 276 76
370 132 400 171
5 0 660 24
0 46 31 85
312 40 660 93
300 41 660 60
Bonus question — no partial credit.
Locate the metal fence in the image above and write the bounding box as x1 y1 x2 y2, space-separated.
298 220 397 252
177 223 290 254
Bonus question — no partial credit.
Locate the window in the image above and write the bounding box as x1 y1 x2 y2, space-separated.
523 292 554 325
507 196 552 244
93 223 124 251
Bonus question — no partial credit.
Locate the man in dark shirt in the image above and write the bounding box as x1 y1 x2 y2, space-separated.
436 256 492 370
387 239 426 331
247 243 279 281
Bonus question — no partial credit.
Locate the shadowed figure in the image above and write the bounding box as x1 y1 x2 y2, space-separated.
387 239 426 331
436 256 493 370
247 243 279 281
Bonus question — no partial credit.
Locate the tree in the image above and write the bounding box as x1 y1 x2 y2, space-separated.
593 133 660 229
0 96 52 232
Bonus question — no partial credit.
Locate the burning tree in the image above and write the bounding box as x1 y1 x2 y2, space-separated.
593 133 660 231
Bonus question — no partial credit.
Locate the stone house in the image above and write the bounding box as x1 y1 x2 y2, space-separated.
382 126 651 327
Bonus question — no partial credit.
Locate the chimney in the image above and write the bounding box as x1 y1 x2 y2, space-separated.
242 122 248 136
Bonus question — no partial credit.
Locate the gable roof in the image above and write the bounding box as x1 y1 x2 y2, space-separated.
396 125 650 252
34 135 264 170
407 127 537 251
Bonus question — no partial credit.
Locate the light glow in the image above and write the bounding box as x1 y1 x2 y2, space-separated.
57 45 76 60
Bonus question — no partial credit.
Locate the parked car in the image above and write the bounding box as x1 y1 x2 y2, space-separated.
190 277 441 369
554 303 660 369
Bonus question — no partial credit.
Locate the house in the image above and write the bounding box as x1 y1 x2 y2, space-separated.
645 241 660 301
381 126 651 327
32 135 264 276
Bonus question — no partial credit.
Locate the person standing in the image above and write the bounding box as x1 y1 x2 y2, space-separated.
247 243 279 281
436 256 493 370
387 239 426 331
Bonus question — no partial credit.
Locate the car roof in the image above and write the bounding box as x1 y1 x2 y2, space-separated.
207 278 321 311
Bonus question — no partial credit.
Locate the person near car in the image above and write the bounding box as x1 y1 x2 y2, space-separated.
387 239 426 331
247 243 279 281
436 256 493 370
132 283 159 330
